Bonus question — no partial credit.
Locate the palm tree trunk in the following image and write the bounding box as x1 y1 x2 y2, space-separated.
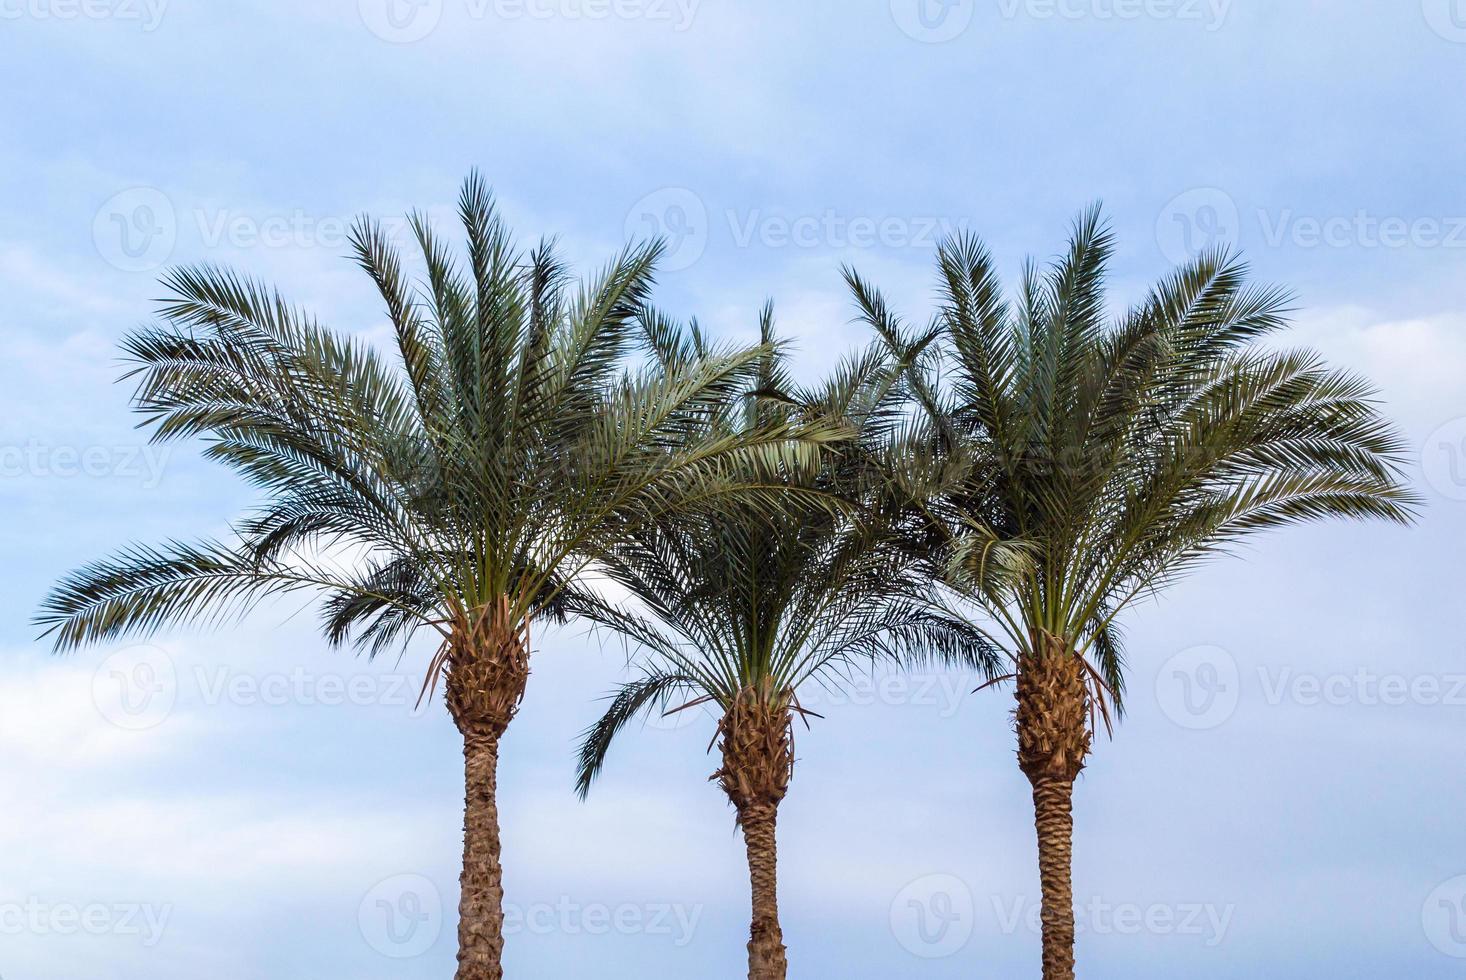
1029 773 1076 980
716 687 795 980
739 800 787 980
458 726 506 980
1014 637 1091 980
445 598 531 980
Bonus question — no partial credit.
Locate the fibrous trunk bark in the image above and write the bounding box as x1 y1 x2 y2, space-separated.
1015 635 1091 980
739 801 786 980
458 726 505 980
1030 772 1076 980
716 686 794 980
445 598 531 980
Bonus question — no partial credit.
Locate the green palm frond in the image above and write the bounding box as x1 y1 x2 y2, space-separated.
574 313 993 793
38 173 843 695
574 669 695 800
846 206 1418 714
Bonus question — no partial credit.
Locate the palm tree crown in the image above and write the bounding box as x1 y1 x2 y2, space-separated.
848 207 1417 980
571 309 993 980
860 207 1416 707
36 174 839 980
41 176 829 661
575 308 994 791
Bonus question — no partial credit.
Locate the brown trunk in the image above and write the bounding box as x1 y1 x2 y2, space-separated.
1030 773 1076 980
1014 636 1091 980
458 726 505 980
739 800 787 980
444 598 531 980
714 686 794 980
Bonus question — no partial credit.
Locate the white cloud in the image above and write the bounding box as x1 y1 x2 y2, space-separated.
0 242 126 316
1289 306 1466 434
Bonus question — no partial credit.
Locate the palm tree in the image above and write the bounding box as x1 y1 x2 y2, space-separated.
571 310 994 980
846 209 1417 980
35 175 840 980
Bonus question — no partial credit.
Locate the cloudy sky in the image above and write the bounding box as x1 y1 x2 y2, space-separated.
3 2 1465 977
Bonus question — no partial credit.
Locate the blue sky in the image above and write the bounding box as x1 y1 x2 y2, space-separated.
2 2 1465 977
